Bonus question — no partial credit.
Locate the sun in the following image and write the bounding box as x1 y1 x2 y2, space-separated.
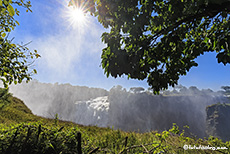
62 0 92 29
64 1 90 29
70 8 85 24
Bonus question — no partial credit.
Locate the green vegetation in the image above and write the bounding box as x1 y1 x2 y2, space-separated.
207 102 230 108
0 88 229 153
0 0 40 88
69 0 230 93
0 88 12 109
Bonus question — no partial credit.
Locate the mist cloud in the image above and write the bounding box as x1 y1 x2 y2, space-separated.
14 0 107 83
9 81 230 139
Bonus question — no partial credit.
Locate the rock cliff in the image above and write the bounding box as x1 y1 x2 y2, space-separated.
206 103 230 142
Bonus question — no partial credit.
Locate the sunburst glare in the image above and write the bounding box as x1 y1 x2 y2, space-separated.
71 8 85 23
64 0 90 29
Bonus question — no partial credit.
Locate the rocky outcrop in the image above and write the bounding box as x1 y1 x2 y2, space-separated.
206 103 230 142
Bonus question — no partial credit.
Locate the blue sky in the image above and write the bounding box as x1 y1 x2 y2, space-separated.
11 0 230 91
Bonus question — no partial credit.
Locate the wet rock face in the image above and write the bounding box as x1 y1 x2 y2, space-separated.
206 104 230 142
108 90 229 138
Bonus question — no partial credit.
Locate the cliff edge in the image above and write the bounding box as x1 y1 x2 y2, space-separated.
206 103 230 142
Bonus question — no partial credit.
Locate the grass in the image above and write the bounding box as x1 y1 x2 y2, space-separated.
0 88 229 153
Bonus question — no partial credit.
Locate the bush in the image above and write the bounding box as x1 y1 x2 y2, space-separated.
0 88 12 109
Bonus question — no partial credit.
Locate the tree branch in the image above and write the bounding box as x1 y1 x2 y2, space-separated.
150 1 230 46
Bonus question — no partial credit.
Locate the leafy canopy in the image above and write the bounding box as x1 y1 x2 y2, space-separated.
69 0 230 93
0 0 40 87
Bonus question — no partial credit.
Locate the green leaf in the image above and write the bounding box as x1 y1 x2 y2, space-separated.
7 4 15 16
1 33 6 37
16 20 20 25
203 37 209 44
168 4 172 12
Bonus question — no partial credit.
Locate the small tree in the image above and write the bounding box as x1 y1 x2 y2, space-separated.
0 88 12 109
0 0 40 87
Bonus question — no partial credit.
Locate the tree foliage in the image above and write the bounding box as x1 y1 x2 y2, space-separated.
221 86 230 92
221 85 230 95
69 0 230 93
0 0 40 87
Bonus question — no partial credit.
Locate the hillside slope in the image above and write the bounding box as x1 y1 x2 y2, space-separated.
0 96 34 124
0 88 83 128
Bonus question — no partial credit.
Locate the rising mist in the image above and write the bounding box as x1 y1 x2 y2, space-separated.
8 80 229 138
